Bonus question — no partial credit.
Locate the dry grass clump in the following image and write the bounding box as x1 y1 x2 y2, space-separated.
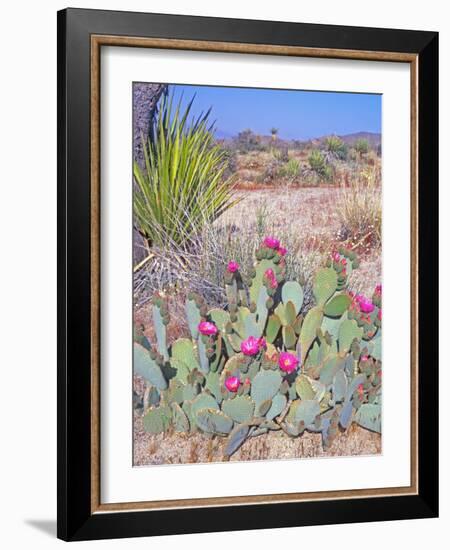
336 164 382 249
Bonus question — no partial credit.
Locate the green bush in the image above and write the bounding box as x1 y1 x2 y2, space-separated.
133 95 237 247
354 138 369 155
324 135 348 160
278 158 301 180
308 149 332 181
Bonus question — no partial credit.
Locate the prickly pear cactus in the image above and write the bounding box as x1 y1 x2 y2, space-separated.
134 239 382 456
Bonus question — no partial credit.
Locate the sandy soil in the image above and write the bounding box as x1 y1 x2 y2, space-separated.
133 411 381 466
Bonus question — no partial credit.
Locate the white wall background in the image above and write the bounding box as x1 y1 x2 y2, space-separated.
0 0 446 547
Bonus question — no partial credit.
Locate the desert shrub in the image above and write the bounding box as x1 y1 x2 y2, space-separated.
234 129 265 153
133 95 238 247
337 166 381 247
271 145 289 162
278 158 301 180
308 149 332 181
354 138 369 156
323 135 348 161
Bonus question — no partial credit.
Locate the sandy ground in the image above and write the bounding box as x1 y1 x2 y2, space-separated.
133 411 381 466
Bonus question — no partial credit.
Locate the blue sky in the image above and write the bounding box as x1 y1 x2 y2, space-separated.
167 84 381 140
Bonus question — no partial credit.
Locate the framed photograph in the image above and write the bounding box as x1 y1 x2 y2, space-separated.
57 8 438 541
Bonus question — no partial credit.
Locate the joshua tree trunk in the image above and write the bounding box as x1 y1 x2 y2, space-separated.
133 83 167 264
133 83 167 168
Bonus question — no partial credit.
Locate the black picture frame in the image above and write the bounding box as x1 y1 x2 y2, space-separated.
57 7 438 541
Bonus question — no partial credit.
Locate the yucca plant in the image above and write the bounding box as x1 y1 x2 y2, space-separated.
323 135 348 161
308 149 332 181
134 94 238 248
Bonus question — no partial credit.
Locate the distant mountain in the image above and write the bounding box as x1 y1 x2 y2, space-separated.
335 132 381 148
215 130 381 149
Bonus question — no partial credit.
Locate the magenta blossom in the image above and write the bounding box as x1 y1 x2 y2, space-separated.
277 246 287 256
241 336 265 356
263 236 280 249
198 321 218 336
360 355 369 362
374 283 382 295
356 294 375 314
225 376 240 392
331 251 340 262
278 352 299 374
264 268 278 289
227 261 240 273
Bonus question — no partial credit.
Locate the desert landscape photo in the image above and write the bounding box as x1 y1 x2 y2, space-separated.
132 83 382 466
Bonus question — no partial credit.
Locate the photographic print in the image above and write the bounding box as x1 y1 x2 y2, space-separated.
132 83 383 466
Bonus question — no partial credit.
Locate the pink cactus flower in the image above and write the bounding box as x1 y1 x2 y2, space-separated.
225 376 240 392
263 236 280 249
277 246 287 256
332 251 340 262
360 355 369 362
227 261 240 273
240 336 265 356
375 283 382 295
198 321 218 336
258 337 267 350
355 294 375 314
244 378 251 385
357 384 364 397
241 336 261 356
264 268 278 289
278 351 299 374
377 308 382 321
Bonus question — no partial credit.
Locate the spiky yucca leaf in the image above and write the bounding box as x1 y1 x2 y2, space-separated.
134 94 238 247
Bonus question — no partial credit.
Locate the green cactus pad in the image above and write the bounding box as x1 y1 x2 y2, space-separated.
266 314 282 343
324 293 351 317
143 405 172 434
339 400 354 429
197 337 210 374
249 259 277 304
167 378 185 404
134 324 151 350
134 343 168 390
222 395 255 423
182 383 198 402
185 299 202 339
333 369 348 403
191 393 219 420
266 393 287 420
171 402 190 432
287 399 320 425
295 374 316 400
152 303 168 361
205 371 222 402
282 281 304 314
251 369 282 408
171 338 200 371
282 325 297 350
256 399 272 417
319 354 345 386
208 308 231 332
313 268 338 306
225 424 250 457
365 330 382 361
169 358 190 384
195 408 234 435
299 306 324 363
355 403 381 433
338 319 363 354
